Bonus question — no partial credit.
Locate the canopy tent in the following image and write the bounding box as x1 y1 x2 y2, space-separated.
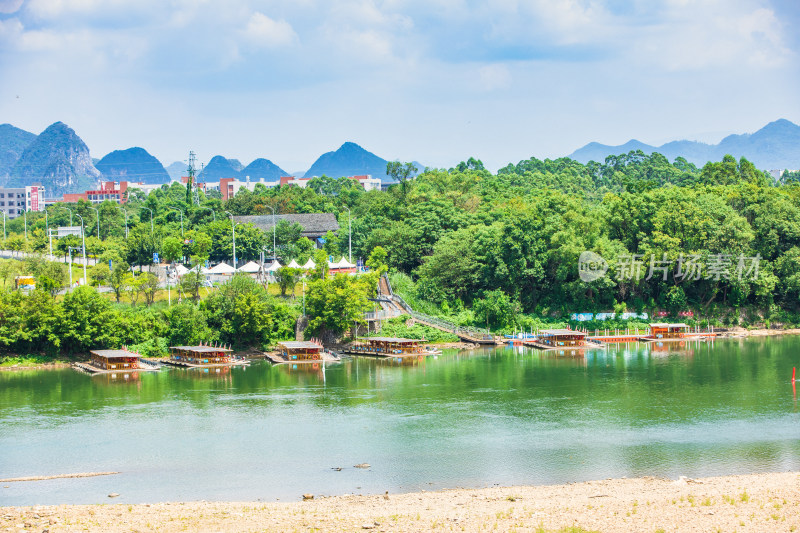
301 258 316 270
174 264 190 276
238 261 261 273
208 262 236 274
287 259 301 269
264 261 282 272
335 257 356 268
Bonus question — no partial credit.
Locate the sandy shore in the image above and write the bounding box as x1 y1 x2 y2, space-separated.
3 472 798 532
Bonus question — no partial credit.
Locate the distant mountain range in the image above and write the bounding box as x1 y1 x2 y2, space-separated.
1 119 798 196
96 147 170 184
165 161 186 181
0 124 37 184
303 142 391 182
7 122 100 196
198 155 289 182
569 119 800 170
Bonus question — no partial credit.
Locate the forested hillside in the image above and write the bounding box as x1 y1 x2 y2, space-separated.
208 151 800 327
3 150 800 356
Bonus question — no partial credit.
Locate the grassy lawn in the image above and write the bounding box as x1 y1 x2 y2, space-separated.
0 354 71 367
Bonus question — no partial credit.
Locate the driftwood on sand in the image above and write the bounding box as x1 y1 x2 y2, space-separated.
0 472 119 482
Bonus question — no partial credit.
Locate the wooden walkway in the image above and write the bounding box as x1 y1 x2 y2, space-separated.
408 316 496 344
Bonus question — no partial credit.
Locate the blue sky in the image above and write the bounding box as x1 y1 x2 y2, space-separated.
0 0 798 172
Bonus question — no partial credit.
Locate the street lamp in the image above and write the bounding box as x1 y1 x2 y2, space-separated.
55 205 73 226
88 206 100 239
225 211 236 269
67 246 82 289
74 213 88 286
141 207 154 236
266 205 276 260
345 207 352 263
168 206 184 236
45 210 51 256
118 206 129 238
198 206 215 222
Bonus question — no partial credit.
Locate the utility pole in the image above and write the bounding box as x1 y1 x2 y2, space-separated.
345 207 352 263
266 206 276 260
75 214 87 286
225 211 236 269
168 206 184 236
186 151 196 205
45 210 51 256
88 206 100 239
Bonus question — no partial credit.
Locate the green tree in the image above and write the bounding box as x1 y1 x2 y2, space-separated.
305 273 376 337
57 286 122 353
386 161 418 200
110 261 130 302
164 302 214 346
275 266 302 297
162 236 183 264
139 272 160 306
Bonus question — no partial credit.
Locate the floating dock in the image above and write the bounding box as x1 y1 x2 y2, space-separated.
342 337 435 358
72 349 161 375
164 345 249 368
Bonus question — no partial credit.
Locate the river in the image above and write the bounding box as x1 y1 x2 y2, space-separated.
1 336 798 506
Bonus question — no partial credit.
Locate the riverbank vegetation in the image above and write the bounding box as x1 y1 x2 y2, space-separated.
1 150 799 358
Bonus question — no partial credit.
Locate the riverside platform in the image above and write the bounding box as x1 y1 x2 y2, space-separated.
164 345 248 368
265 341 340 365
72 349 161 374
343 337 433 358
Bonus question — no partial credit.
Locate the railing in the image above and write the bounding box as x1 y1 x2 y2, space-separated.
382 274 395 297
374 275 491 341
364 310 400 321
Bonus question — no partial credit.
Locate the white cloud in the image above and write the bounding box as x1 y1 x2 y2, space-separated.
0 0 23 14
477 63 512 91
242 11 298 48
0 16 23 44
630 1 792 70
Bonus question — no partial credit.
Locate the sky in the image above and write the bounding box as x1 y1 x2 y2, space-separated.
0 0 799 173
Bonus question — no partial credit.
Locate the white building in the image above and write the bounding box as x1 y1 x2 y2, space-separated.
0 184 46 219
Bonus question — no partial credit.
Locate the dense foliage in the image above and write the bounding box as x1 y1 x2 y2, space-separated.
1 148 799 356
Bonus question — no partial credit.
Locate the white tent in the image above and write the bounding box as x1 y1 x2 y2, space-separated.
301 258 316 270
336 257 356 268
264 261 282 272
208 262 237 274
287 259 301 269
174 264 190 276
238 261 261 273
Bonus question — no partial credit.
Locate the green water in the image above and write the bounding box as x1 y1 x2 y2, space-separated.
1 337 799 506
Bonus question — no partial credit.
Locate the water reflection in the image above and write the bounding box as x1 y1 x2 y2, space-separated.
1 337 799 506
